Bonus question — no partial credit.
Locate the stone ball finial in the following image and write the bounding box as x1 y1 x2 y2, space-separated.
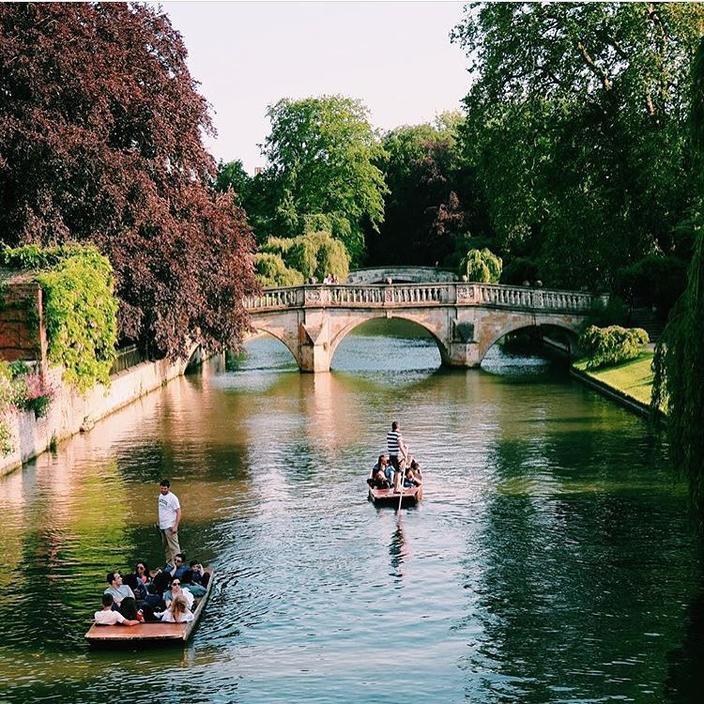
535 280 543 288
385 277 393 285
462 275 468 283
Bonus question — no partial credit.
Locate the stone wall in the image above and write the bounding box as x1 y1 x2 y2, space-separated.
0 353 200 478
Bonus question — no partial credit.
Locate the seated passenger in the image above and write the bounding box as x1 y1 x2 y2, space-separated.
104 571 142 621
158 594 194 623
409 459 423 479
182 560 208 597
163 553 189 580
94 593 140 626
403 465 423 489
131 560 151 601
368 454 391 489
164 579 195 610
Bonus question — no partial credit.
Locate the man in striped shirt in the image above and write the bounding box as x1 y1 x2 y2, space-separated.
387 421 408 474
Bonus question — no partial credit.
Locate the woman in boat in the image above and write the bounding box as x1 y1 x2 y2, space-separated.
164 579 195 610
368 454 391 489
403 463 423 489
158 594 195 623
131 560 151 601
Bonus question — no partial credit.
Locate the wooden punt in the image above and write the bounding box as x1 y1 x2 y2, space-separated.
368 485 423 507
84 570 214 647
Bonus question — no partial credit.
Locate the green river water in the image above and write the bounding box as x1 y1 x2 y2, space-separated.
0 320 702 703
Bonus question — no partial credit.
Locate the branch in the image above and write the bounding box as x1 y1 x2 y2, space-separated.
576 41 612 91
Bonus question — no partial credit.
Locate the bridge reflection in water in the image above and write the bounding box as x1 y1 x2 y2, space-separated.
244 282 604 372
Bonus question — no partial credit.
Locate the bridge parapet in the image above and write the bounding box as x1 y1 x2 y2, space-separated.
245 283 601 314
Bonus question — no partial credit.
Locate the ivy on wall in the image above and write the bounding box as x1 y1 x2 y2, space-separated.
1 244 118 392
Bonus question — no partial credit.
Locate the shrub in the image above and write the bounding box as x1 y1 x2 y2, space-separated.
259 231 350 283
459 248 502 283
253 253 305 288
1 244 118 392
579 325 650 370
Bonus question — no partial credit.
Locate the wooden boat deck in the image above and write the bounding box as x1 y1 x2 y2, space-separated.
85 569 214 646
368 485 422 506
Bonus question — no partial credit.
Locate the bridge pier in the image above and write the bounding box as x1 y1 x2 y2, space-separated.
444 341 482 369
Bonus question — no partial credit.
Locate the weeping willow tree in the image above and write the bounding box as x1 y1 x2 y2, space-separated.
652 36 704 516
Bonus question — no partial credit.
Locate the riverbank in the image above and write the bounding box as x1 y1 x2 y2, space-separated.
571 350 658 417
0 348 205 478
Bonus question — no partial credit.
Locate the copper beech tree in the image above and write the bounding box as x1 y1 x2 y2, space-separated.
0 3 257 358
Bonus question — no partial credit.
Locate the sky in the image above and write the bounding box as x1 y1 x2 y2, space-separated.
163 1 470 172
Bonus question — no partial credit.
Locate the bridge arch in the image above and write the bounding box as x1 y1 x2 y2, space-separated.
478 318 581 364
248 326 301 367
328 313 450 366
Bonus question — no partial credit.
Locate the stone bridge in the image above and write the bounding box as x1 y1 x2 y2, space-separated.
244 283 604 372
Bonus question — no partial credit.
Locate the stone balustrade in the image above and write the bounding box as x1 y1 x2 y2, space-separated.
244 283 600 314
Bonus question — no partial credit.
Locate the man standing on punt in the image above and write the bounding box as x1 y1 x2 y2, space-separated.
386 421 408 489
158 479 182 564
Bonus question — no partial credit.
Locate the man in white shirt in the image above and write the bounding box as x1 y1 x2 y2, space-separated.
94 593 139 626
158 478 182 564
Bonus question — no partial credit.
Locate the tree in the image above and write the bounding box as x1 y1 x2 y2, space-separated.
0 3 257 359
365 115 491 267
652 36 704 517
260 95 387 263
451 3 704 292
460 248 503 283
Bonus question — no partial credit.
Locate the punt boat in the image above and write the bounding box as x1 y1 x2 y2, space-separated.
84 570 214 647
368 485 423 507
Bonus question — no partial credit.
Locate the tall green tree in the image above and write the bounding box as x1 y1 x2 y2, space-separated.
366 114 491 267
260 95 387 263
452 2 704 291
653 36 704 516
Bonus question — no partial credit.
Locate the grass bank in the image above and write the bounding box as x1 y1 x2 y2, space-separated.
572 350 656 411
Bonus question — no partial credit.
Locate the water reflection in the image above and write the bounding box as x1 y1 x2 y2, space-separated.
0 327 699 703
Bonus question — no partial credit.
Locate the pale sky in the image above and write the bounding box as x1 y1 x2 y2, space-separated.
163 1 470 172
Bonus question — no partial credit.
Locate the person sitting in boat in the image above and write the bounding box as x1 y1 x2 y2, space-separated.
162 552 189 581
94 593 140 627
164 578 195 611
104 571 143 621
181 560 208 597
129 560 152 601
157 594 195 624
403 464 423 489
368 454 391 489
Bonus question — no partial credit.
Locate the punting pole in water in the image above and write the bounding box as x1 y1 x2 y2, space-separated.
397 456 406 512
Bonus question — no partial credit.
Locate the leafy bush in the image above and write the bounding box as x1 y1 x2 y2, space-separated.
459 248 502 283
579 325 650 370
253 253 305 288
260 231 350 283
1 244 118 391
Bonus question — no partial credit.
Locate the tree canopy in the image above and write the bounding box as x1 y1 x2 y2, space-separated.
451 2 704 293
256 95 387 263
653 35 704 518
0 3 257 358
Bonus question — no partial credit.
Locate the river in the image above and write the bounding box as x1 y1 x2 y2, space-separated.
0 320 701 703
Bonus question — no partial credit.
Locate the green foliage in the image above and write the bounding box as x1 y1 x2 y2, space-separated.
584 296 630 328
260 231 350 283
253 253 305 288
214 159 251 207
451 3 704 289
460 248 502 283
500 256 540 285
580 325 649 370
652 37 704 517
2 244 118 391
260 95 388 263
617 253 688 312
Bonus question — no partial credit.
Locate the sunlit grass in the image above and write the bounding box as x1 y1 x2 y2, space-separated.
574 351 654 406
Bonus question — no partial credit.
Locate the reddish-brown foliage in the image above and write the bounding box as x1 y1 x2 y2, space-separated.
0 3 257 358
